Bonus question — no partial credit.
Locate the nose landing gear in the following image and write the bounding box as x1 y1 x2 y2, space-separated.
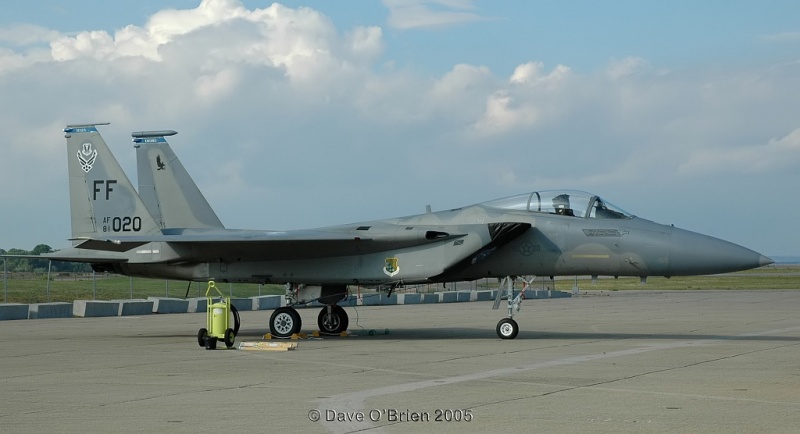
493 276 526 339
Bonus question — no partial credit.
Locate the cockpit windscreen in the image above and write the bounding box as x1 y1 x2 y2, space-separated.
481 190 633 219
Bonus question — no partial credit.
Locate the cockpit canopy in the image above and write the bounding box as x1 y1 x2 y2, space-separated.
481 190 633 219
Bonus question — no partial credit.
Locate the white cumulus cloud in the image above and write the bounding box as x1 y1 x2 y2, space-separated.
0 0 798 256
383 0 491 29
678 128 800 175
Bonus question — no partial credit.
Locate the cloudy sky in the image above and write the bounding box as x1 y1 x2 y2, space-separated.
1 0 798 257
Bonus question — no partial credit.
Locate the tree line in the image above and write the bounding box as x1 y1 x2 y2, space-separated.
1 245 91 273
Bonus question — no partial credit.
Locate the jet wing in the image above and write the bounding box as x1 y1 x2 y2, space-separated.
72 228 467 260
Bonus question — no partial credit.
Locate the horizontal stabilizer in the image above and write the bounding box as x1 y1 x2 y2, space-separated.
70 238 150 252
2 247 128 264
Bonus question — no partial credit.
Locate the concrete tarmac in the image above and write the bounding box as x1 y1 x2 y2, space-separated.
2 290 800 433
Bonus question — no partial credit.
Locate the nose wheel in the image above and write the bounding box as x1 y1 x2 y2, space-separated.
496 318 519 339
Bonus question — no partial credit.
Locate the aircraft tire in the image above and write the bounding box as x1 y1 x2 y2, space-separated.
317 305 348 334
224 328 236 348
197 328 208 347
496 318 519 340
338 306 349 332
270 307 302 338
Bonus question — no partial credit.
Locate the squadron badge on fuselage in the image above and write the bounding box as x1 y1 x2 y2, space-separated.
383 257 400 277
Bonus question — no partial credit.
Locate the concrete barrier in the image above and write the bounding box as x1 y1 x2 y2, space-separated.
118 300 154 316
0 304 30 320
188 298 207 313
421 294 439 304
73 300 120 318
229 298 253 312
252 295 282 310
379 294 399 305
475 290 496 301
148 297 189 314
440 292 458 303
29 302 73 319
17 288 571 320
401 293 421 304
359 294 383 306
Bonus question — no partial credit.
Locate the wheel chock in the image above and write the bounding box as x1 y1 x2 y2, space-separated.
263 332 308 340
238 341 298 351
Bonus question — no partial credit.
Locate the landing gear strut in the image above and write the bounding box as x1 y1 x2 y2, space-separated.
492 276 525 339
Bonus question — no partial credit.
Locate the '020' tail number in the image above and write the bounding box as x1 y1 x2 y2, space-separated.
103 216 142 232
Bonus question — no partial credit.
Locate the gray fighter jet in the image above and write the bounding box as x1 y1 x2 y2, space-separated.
43 124 772 339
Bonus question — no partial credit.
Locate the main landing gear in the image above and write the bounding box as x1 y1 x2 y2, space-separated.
269 307 302 339
268 305 350 338
492 276 527 339
317 305 349 335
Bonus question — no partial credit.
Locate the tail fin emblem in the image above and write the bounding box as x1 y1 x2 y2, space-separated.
77 143 98 173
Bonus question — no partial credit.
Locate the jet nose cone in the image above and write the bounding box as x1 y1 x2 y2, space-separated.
669 228 771 275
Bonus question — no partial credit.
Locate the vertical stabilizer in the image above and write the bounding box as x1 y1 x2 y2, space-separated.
133 130 224 229
65 124 161 241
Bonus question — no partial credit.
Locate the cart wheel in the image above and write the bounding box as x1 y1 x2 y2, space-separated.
224 328 236 348
231 304 241 335
197 328 208 347
205 336 217 350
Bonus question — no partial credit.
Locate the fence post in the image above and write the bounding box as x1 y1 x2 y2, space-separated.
47 260 52 302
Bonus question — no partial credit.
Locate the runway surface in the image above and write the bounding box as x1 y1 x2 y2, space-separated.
2 290 800 433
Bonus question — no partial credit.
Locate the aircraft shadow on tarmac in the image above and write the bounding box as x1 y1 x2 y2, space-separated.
152 327 800 342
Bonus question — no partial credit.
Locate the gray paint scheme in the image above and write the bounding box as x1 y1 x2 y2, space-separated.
134 131 224 229
51 124 771 285
35 124 773 338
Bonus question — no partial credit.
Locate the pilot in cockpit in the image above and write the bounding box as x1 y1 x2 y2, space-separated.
593 199 625 219
552 194 574 216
